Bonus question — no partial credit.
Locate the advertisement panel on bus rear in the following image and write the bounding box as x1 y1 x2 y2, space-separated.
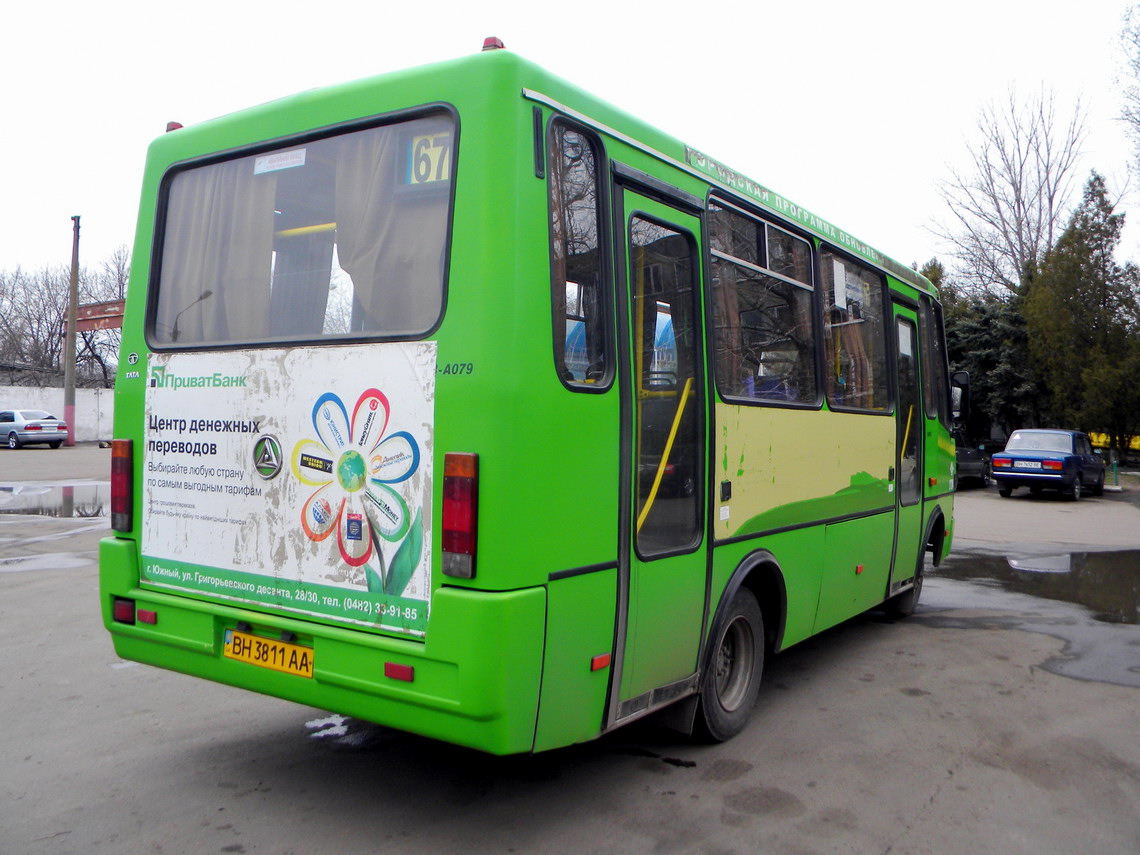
139 343 436 637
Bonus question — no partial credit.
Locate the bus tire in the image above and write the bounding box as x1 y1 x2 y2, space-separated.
696 587 764 742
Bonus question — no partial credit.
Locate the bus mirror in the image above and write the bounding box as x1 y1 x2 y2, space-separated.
950 371 970 422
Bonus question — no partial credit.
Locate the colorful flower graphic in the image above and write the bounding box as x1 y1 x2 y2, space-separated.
291 389 423 595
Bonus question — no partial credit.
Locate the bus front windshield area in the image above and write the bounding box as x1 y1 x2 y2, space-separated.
153 112 454 346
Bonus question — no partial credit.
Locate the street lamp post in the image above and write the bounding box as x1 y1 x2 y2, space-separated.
171 290 213 342
64 216 80 447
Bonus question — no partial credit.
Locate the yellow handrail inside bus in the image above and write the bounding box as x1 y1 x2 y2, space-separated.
637 376 693 533
275 222 337 238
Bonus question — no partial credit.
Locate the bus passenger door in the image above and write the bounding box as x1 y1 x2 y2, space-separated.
610 182 708 722
889 303 924 591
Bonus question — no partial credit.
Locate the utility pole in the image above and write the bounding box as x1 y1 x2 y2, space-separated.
64 216 79 447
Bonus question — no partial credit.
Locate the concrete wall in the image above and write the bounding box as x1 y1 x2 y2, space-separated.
0 386 113 443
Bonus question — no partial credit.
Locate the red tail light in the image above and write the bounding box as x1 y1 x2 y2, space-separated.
1043 460 1063 471
991 457 1012 468
26 424 42 431
113 597 135 624
442 452 478 578
111 439 133 532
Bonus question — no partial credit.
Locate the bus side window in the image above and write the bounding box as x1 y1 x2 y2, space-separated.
819 249 889 412
548 121 609 387
920 296 952 428
912 298 948 426
709 202 818 404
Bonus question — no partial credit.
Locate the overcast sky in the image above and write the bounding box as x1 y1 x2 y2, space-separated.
2 0 1136 276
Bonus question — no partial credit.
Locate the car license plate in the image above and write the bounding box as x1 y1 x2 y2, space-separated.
223 629 313 678
1013 460 1041 469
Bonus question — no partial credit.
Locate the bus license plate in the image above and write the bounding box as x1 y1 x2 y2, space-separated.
1013 460 1041 469
223 629 314 678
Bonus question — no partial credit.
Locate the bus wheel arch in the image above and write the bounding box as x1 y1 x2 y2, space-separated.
886 507 945 619
695 551 786 742
926 506 948 567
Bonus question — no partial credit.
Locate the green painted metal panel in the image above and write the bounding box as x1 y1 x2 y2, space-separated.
814 513 896 634
102 538 547 754
533 570 617 751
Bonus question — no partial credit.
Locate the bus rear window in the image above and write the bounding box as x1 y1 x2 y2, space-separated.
152 112 455 346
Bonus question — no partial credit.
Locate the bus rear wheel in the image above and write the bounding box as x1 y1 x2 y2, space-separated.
696 587 763 742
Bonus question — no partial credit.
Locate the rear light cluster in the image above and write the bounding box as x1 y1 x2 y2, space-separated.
1042 460 1063 471
441 452 478 578
111 439 132 532
112 597 156 625
991 457 1011 468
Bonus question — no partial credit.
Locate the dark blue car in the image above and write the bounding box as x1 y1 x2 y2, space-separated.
990 429 1104 500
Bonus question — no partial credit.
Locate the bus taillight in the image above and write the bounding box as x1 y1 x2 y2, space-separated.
442 452 478 578
111 439 133 532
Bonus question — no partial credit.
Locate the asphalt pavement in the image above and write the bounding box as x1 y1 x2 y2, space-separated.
952 473 1140 554
0 441 111 482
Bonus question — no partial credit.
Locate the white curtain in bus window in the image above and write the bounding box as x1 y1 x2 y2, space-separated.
335 116 452 335
154 114 453 345
158 161 276 343
709 204 817 403
820 250 888 411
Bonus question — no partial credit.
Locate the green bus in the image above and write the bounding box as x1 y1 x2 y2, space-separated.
100 38 958 754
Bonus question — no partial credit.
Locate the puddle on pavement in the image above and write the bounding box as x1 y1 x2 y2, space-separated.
0 483 108 518
933 550 1140 625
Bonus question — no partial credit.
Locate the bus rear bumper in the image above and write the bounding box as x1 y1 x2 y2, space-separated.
99 537 546 755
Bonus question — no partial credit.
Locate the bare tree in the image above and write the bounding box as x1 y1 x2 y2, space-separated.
1122 7 1140 173
98 244 131 300
0 247 130 388
935 89 1087 294
79 244 130 385
0 266 70 385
